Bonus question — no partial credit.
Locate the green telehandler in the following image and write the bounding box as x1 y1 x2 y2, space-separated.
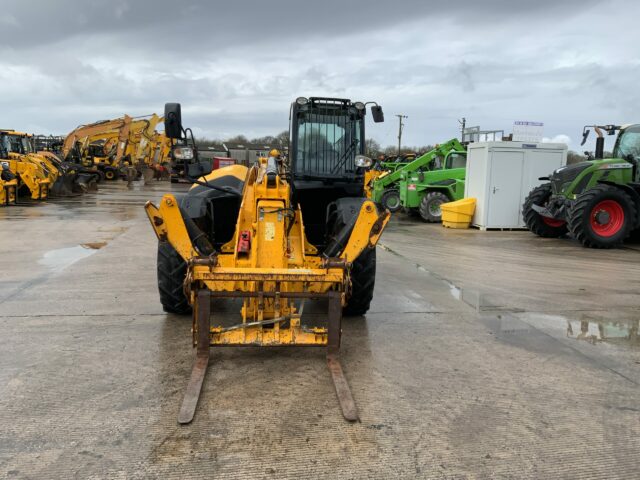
370 138 467 216
523 124 640 248
398 147 467 222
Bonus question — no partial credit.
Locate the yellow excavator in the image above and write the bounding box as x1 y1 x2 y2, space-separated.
145 98 389 423
63 116 133 180
63 114 163 181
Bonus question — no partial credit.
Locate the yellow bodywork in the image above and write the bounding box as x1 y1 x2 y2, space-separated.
146 156 389 347
364 169 384 198
0 165 18 205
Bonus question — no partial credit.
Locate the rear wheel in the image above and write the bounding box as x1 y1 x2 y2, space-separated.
103 167 117 181
380 189 401 212
419 191 449 222
157 241 191 314
344 247 376 316
568 184 636 248
522 183 568 238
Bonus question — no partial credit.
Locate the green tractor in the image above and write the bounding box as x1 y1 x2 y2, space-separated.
370 138 466 215
523 124 640 248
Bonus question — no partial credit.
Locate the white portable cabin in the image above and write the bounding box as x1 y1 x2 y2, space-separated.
464 141 567 229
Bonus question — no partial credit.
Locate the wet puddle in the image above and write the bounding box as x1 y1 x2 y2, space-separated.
39 243 105 271
566 318 639 346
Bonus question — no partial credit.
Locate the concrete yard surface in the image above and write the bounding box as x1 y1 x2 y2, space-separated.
1 182 639 479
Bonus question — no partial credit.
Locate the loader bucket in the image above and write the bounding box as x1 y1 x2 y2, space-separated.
74 173 99 193
49 174 76 197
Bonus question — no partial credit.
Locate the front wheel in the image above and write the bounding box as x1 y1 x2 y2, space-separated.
522 183 568 238
568 184 636 248
343 247 376 316
380 189 402 213
157 241 191 314
419 191 449 222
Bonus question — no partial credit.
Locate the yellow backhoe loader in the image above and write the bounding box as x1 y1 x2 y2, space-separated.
145 98 389 423
0 130 51 200
0 130 96 196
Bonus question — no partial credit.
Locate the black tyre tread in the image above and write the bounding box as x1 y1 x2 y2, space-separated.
157 241 191 314
567 184 636 249
419 191 449 223
380 189 402 212
522 183 568 238
344 247 376 316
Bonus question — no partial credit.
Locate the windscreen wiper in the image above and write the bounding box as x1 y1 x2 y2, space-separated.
330 138 358 175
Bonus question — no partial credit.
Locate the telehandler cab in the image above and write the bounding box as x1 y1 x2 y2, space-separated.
523 124 640 248
145 97 389 423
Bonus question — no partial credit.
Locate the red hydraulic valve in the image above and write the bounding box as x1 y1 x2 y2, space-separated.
237 230 251 253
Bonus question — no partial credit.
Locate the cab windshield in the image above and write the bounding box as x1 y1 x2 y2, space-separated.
0 134 32 155
21 137 34 154
295 109 363 177
613 125 640 162
446 152 467 169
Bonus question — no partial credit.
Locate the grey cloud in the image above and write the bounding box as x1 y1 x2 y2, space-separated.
1 0 638 149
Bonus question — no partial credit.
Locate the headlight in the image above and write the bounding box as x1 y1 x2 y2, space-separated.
354 101 365 110
296 97 309 106
355 155 372 168
173 147 194 160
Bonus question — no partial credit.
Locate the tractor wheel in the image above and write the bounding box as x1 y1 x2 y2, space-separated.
103 168 117 181
380 189 402 212
522 183 568 238
567 184 636 248
419 191 449 222
343 247 376 316
157 241 191 314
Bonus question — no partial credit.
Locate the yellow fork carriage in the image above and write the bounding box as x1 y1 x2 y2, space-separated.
146 156 389 423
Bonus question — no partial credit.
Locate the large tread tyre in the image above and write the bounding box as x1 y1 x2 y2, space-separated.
567 184 636 249
522 183 568 238
157 241 191 314
380 189 402 213
343 247 376 316
419 191 449 223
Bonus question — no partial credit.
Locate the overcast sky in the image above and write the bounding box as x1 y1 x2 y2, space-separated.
1 0 639 150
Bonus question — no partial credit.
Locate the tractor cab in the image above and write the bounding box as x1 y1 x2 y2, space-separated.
612 124 640 179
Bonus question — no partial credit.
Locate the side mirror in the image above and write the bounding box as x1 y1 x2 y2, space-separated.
164 103 183 139
371 105 384 123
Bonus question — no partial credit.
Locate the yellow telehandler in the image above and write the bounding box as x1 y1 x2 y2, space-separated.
145 98 389 423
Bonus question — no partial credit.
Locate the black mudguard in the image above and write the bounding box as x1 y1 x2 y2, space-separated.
324 198 381 258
